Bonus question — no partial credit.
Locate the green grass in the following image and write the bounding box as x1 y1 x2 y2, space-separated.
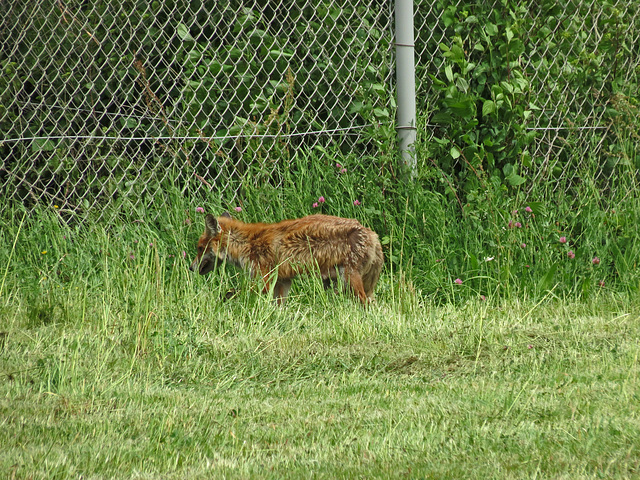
1 200 639 478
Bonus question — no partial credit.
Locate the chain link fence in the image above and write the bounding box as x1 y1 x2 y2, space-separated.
1 1 639 221
1 0 394 220
414 0 640 194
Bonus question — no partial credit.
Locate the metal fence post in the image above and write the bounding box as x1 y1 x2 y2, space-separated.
395 0 417 176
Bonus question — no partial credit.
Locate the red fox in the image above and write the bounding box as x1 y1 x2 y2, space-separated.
190 213 383 304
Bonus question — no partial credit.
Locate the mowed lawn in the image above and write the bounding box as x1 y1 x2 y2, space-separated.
2 265 639 478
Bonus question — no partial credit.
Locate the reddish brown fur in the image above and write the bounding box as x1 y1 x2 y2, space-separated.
190 213 383 304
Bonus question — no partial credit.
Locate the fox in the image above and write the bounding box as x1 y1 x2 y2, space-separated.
190 212 383 305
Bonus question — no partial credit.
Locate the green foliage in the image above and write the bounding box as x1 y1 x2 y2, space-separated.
416 0 537 202
414 0 639 207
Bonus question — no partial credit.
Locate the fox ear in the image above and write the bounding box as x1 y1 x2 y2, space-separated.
221 211 232 219
205 214 220 236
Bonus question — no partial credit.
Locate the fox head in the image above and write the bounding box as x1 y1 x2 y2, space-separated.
189 213 225 275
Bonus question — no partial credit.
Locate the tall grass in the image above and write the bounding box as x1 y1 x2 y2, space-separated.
1 147 640 478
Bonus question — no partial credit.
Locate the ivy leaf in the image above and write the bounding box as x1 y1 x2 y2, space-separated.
482 100 496 117
445 65 454 83
373 108 389 119
506 27 514 43
507 174 526 186
177 23 194 42
432 111 452 124
485 23 498 36
31 138 56 152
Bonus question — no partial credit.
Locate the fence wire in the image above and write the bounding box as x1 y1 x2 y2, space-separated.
1 1 639 221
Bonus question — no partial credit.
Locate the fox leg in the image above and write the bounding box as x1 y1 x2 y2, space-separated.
362 261 383 299
322 266 344 293
322 278 334 290
257 264 291 305
345 270 368 305
273 279 292 304
259 268 275 298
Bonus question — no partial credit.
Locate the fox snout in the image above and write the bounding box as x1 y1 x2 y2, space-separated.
190 214 223 276
189 255 205 274
188 258 198 272
189 253 217 275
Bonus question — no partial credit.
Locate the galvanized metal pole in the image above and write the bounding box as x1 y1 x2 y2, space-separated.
395 0 417 176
